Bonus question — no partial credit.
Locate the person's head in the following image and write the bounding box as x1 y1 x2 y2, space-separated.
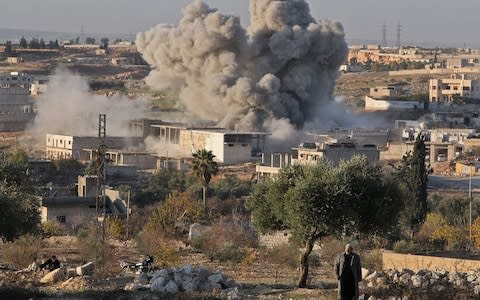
344 244 353 254
51 255 57 261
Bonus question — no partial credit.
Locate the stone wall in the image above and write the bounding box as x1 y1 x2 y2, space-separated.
259 231 291 248
383 251 480 273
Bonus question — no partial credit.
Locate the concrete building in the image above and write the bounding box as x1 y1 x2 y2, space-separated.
446 58 469 69
293 142 380 166
365 96 425 111
45 134 144 161
41 175 127 228
83 148 157 170
369 83 409 99
429 74 480 102
0 72 33 95
149 124 270 165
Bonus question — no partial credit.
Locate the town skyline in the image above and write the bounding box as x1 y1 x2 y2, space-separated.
0 0 479 48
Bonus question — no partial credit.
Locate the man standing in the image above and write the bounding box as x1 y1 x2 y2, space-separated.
334 244 362 300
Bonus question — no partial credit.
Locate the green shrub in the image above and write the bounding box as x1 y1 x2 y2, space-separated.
362 249 383 271
0 235 42 269
216 242 246 264
135 228 179 267
41 221 66 237
392 240 420 254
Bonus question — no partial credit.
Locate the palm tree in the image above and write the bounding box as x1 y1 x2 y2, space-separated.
191 149 218 207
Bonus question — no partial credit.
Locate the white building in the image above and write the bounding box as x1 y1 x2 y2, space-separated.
45 134 144 161
149 124 270 165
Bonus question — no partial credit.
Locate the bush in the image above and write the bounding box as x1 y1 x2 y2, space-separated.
392 240 420 254
1 235 42 269
320 236 347 264
105 217 123 240
216 242 247 264
41 221 66 237
76 222 117 276
192 220 257 263
261 243 299 269
361 249 383 271
143 192 204 238
135 228 179 267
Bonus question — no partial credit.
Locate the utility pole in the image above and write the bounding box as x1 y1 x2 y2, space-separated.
469 166 473 244
382 22 387 48
396 22 402 49
126 190 130 240
95 114 107 273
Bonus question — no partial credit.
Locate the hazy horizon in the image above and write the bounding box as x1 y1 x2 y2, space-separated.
1 0 479 48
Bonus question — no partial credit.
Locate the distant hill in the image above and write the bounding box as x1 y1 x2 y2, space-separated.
0 28 136 43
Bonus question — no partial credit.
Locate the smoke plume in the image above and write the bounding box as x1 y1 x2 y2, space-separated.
136 0 348 136
30 68 147 141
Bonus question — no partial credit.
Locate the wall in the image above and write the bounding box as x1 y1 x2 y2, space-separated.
259 231 291 248
365 96 423 111
383 252 480 273
380 142 414 161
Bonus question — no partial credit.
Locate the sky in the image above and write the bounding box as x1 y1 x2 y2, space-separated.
0 0 479 48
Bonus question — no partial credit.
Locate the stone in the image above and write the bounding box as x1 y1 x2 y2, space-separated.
402 268 414 275
224 278 237 288
208 273 223 284
474 284 480 295
365 271 378 282
367 297 377 300
75 262 94 276
467 274 478 282
173 271 183 286
66 268 76 278
151 276 167 292
182 265 193 274
226 287 239 300
183 280 197 294
433 284 447 293
362 268 370 280
399 273 411 287
165 280 178 294
136 272 149 285
40 268 64 284
411 275 422 288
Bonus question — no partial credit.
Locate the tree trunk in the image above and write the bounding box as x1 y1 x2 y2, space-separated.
202 185 206 208
297 235 315 288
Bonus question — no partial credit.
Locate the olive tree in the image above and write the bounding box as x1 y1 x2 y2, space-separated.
247 156 403 288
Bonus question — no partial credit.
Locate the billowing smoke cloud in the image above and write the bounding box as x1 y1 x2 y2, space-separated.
136 0 348 137
30 68 147 142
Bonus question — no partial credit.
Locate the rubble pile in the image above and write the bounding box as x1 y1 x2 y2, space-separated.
361 268 480 298
125 265 239 298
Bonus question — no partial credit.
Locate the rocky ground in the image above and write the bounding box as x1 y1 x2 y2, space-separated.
1 237 479 299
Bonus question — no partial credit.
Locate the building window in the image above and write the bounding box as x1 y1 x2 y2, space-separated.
432 97 436 101
68 141 71 145
56 216 66 223
228 143 234 147
445 86 451 90
432 86 437 90
453 86 458 91
463 87 470 91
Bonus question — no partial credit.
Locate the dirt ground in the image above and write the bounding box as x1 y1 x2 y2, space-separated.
0 236 339 299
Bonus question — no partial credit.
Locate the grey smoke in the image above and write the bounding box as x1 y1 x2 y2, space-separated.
136 0 348 138
30 67 147 141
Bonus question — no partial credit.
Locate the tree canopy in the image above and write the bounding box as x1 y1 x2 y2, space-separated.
395 134 430 239
191 149 218 206
247 156 403 287
0 153 40 240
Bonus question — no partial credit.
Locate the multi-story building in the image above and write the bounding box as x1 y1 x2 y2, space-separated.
429 74 480 102
45 134 144 161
